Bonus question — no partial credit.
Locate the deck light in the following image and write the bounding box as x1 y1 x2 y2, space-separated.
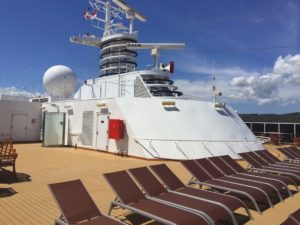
162 101 176 107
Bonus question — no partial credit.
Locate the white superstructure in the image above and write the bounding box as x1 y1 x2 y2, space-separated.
42 0 264 159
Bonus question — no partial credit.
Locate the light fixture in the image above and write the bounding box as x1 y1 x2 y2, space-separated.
97 103 107 108
162 101 176 107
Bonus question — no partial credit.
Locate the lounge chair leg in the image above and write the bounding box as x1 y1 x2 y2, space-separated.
108 203 113 216
13 164 17 181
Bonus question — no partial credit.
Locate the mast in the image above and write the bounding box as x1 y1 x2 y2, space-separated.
70 0 146 77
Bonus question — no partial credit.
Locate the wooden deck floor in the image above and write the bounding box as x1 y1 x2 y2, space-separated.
0 143 299 225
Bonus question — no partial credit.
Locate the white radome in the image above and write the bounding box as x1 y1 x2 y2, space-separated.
43 65 77 98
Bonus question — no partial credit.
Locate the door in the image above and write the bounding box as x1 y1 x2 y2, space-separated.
11 113 28 142
43 113 65 146
96 114 109 150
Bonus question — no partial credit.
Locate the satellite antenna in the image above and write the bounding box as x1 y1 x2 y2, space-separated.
112 0 147 33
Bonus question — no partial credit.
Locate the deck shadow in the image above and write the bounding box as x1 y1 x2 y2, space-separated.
122 213 152 225
217 213 250 225
119 209 250 225
225 192 271 213
0 188 17 198
0 170 31 184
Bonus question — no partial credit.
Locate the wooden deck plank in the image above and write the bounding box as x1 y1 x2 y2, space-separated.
0 143 299 225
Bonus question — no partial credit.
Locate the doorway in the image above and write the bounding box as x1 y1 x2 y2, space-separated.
11 113 28 142
96 114 109 151
43 112 65 146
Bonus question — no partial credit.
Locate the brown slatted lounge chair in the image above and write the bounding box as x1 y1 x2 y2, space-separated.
208 156 288 201
245 151 300 173
290 146 300 156
103 170 209 225
48 179 125 225
181 160 269 214
285 147 300 158
239 152 300 184
219 155 298 192
277 148 300 163
281 208 300 225
150 164 253 221
281 217 299 225
256 150 300 170
195 158 277 206
129 166 239 225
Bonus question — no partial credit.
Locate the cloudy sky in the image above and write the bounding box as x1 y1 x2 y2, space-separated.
0 0 300 113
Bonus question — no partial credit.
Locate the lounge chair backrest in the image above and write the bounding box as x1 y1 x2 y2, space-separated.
48 180 101 225
286 147 300 157
278 148 297 159
195 158 224 179
248 152 269 166
103 170 146 205
181 160 212 182
239 152 262 168
259 150 280 163
150 164 185 190
208 157 236 176
290 146 300 156
256 151 276 164
219 156 245 173
0 138 12 156
129 167 167 197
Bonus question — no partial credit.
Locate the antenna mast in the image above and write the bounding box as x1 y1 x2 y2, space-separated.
70 0 147 76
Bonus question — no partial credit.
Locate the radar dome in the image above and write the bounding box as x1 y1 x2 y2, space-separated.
43 65 77 98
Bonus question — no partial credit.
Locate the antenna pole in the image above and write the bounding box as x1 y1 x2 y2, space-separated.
151 48 160 70
212 76 216 103
104 1 112 36
129 17 134 33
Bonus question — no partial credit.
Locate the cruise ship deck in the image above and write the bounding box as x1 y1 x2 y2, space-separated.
0 143 299 225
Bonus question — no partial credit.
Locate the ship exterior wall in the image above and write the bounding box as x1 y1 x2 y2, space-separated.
42 98 263 159
0 100 41 142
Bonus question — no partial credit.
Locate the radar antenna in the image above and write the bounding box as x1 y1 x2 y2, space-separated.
127 43 185 70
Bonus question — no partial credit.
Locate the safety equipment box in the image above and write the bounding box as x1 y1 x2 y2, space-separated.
108 119 124 140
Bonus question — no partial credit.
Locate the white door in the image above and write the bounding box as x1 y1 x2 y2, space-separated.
11 114 28 142
96 114 109 150
43 113 65 146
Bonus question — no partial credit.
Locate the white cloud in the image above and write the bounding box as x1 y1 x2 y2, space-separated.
175 54 300 105
0 87 41 98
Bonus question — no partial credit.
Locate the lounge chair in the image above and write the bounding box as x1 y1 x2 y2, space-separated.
239 152 300 184
255 150 300 170
285 146 300 157
103 170 209 225
195 158 278 204
150 163 253 221
281 208 300 225
208 156 290 200
219 155 298 192
290 145 300 152
181 160 271 214
48 179 125 225
129 166 241 225
0 138 18 181
277 147 300 163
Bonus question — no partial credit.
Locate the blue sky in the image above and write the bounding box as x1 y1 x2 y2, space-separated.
0 0 300 113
